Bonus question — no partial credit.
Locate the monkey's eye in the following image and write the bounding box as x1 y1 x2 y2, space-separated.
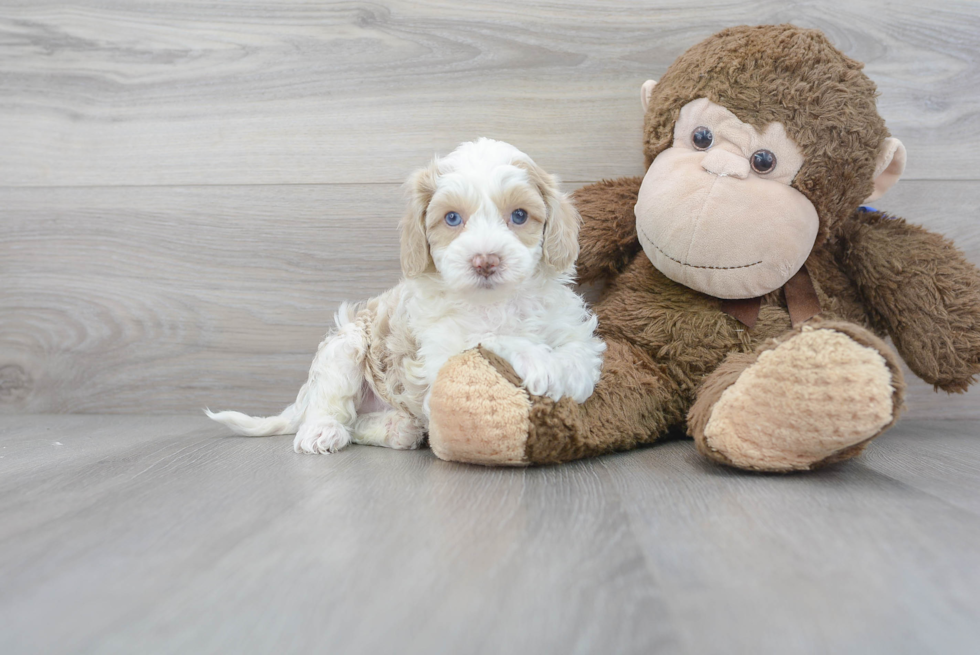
510 208 528 225
444 211 463 227
692 127 713 150
751 150 776 174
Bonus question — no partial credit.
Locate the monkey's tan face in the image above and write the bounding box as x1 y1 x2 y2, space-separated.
635 98 819 299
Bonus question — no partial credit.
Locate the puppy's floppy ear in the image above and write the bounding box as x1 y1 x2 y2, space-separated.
542 185 580 273
400 160 439 278
519 160 580 273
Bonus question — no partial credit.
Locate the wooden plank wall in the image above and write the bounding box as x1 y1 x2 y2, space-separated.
1 1 978 417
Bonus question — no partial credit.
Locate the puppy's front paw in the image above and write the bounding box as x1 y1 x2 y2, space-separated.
560 349 604 404
508 347 560 401
294 417 351 454
480 339 597 403
535 372 594 404
559 378 596 404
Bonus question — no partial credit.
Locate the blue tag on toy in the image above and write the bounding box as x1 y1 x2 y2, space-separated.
858 205 896 219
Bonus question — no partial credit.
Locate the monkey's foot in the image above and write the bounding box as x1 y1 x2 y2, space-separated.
428 348 533 466
688 322 904 472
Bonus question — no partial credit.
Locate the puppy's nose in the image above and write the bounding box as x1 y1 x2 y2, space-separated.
471 253 501 278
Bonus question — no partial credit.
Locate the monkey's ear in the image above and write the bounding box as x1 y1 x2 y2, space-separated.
400 162 438 278
866 137 907 202
640 79 658 113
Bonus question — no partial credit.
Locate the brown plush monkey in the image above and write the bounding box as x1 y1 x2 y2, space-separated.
426 25 980 471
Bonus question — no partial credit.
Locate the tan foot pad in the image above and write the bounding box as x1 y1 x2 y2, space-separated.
703 328 895 471
428 349 532 466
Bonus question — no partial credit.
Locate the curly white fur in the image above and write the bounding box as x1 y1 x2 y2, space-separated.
207 138 605 454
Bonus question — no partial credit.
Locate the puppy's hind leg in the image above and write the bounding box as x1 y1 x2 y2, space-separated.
351 410 425 450
293 317 369 455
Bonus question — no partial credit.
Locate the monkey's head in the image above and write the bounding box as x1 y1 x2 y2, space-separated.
635 25 906 299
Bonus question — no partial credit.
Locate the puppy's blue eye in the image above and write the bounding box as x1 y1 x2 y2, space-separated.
511 209 528 225
444 211 462 227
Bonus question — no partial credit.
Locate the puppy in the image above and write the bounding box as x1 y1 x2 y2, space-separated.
207 138 605 454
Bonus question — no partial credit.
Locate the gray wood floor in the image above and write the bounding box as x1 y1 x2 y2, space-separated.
2 415 979 654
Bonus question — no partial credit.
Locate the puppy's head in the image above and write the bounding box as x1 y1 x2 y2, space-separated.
399 138 579 293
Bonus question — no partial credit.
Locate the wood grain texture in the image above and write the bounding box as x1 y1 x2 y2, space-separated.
0 415 978 654
1 1 979 418
0 184 404 414
1 0 979 186
1 180 978 416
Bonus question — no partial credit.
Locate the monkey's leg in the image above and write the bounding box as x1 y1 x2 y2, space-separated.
688 320 905 472
427 339 686 466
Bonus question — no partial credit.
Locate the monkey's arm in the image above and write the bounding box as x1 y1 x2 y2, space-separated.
839 210 980 392
572 176 644 284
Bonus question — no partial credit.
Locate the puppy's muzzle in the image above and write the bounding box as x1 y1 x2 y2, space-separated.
471 253 501 278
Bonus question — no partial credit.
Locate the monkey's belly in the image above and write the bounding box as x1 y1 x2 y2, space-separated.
594 256 797 393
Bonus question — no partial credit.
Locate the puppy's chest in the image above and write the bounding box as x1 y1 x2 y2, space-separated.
357 296 528 409
423 303 537 347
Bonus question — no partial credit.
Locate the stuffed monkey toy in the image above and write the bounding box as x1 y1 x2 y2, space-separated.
426 25 980 471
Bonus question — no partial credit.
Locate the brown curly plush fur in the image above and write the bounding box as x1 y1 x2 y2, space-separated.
530 188 979 466
839 211 980 391
427 24 980 471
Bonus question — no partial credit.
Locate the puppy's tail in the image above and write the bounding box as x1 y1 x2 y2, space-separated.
205 400 304 437
206 304 365 437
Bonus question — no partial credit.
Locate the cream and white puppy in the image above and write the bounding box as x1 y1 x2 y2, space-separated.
207 138 605 454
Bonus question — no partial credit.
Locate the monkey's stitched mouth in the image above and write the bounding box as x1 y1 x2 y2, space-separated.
639 226 762 271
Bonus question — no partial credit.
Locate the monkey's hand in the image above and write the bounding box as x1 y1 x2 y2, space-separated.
839 209 980 392
572 177 644 284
